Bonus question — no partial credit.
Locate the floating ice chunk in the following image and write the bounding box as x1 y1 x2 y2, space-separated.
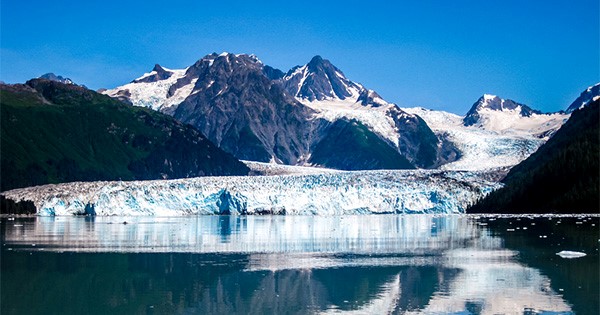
556 251 587 259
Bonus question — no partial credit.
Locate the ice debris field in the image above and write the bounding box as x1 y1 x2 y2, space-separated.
2 169 503 216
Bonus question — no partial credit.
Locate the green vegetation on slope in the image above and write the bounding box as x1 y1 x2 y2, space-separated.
309 118 415 170
468 100 599 213
1 79 249 191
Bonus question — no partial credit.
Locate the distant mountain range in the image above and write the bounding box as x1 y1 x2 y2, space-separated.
1 53 598 215
0 79 249 191
105 53 458 170
106 53 596 171
3 53 598 189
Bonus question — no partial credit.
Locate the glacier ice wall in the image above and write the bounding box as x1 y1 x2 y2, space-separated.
1 170 503 216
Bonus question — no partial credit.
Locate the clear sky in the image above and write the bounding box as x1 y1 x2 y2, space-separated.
1 0 598 114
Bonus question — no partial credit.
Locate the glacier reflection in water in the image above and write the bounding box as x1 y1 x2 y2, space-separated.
3 215 489 254
2 215 598 315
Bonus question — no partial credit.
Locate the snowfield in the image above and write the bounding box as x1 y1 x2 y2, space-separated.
2 169 503 216
103 68 188 111
303 98 405 148
402 107 569 170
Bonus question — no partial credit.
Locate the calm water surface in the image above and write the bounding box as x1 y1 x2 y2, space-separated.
1 214 598 315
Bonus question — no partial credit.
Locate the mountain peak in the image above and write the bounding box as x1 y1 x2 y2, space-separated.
482 94 498 101
473 94 535 112
464 94 541 126
39 73 74 85
283 56 360 102
566 83 600 113
307 55 324 66
152 64 166 72
133 64 175 83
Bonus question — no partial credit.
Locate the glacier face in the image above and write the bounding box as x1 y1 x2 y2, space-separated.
2 169 503 216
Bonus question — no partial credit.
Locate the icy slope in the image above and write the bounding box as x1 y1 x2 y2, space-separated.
461 94 568 136
103 67 188 111
2 169 502 216
402 106 568 170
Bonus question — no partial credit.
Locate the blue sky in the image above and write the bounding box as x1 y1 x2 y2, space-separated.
1 0 598 113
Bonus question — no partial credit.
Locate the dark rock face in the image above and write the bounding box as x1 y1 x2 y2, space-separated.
262 65 285 80
283 55 362 101
386 107 459 168
133 64 174 83
463 95 541 126
39 73 74 85
566 83 599 113
170 53 314 164
357 89 385 107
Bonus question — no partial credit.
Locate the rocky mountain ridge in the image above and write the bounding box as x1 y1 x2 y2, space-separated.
105 53 454 169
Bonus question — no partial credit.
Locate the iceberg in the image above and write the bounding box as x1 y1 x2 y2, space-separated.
1 169 503 216
556 250 587 259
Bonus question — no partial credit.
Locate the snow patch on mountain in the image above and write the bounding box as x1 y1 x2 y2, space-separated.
402 106 563 170
104 68 187 111
566 83 600 113
2 169 503 216
304 98 402 147
464 108 568 136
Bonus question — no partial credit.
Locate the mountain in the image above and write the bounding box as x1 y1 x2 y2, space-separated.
105 53 456 169
132 64 175 83
169 53 314 165
464 94 540 126
282 55 389 108
467 99 599 213
280 55 457 168
39 73 75 85
283 55 373 104
0 79 249 192
566 83 600 113
403 95 569 170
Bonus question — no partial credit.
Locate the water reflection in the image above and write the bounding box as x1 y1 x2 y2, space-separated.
2 215 490 254
1 215 597 315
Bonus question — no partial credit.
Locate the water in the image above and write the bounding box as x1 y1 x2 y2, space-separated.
1 214 598 315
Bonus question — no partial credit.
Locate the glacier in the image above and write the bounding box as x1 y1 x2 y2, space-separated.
1 168 503 216
402 106 569 170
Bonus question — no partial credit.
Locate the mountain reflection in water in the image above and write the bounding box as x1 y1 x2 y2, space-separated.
1 215 598 315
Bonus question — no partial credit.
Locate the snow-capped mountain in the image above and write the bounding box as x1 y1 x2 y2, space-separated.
283 55 388 107
39 73 75 85
461 94 568 136
107 53 312 164
280 55 458 168
566 83 600 113
104 53 455 169
464 94 538 126
403 95 570 170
